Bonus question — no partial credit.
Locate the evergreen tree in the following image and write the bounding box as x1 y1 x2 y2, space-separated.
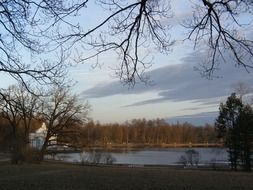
236 105 253 171
215 93 253 171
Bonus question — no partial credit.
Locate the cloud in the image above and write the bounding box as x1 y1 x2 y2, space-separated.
82 47 253 106
166 111 218 125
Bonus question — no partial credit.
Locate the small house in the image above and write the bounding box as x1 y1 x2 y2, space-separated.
29 123 57 149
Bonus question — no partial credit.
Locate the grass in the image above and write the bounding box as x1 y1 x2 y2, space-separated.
0 162 252 190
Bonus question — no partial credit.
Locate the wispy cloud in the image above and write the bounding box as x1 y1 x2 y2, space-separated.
82 45 253 107
82 64 253 103
166 111 218 125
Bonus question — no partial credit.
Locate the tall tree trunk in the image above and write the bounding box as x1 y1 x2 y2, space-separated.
10 124 24 164
39 133 50 161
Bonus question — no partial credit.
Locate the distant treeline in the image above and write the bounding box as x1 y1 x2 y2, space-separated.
0 117 219 150
63 119 219 147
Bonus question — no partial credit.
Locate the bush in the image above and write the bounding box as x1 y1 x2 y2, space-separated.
80 151 116 165
11 150 25 164
179 149 200 167
22 147 42 163
88 151 102 164
101 152 116 164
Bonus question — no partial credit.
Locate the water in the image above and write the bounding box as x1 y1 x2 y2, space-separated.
48 148 228 166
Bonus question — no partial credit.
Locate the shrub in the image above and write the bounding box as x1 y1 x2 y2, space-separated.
80 151 116 165
179 149 200 167
22 147 42 163
101 152 116 164
11 150 25 164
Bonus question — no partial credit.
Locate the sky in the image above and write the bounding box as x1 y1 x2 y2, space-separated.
78 50 253 125
1 1 253 125
68 1 253 125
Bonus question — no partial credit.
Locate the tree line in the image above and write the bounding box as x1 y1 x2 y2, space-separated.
0 117 218 153
58 119 218 147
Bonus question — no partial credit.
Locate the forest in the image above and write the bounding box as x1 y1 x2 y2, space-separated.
0 117 218 151
58 119 218 148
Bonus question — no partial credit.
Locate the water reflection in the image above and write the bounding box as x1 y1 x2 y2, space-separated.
47 147 228 166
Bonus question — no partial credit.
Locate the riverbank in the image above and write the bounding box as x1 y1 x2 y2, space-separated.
46 143 224 156
0 161 252 190
83 143 223 150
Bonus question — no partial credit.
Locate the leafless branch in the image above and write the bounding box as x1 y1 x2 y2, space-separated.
0 0 88 89
184 0 253 77
71 0 174 85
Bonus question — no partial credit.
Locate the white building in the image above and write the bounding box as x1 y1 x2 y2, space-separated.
29 123 57 149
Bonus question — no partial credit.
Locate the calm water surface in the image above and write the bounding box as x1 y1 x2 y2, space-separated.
50 148 228 166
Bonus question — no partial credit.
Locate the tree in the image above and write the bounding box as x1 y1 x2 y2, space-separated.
1 0 253 86
70 0 253 83
184 0 253 78
215 93 253 171
0 118 13 152
38 87 90 159
14 84 40 146
0 0 86 88
215 93 243 170
179 149 200 167
233 81 251 102
0 84 90 162
236 105 253 171
0 84 40 163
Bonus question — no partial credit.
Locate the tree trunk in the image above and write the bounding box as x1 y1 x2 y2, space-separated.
39 134 50 161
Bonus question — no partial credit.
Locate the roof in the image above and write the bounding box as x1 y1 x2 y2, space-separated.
36 122 47 134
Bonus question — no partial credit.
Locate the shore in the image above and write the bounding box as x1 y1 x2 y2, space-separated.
84 143 223 149
45 143 224 155
0 161 252 190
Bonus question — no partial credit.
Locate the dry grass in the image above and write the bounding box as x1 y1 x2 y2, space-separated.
0 162 252 190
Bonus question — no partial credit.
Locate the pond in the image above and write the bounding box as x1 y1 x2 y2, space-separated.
47 147 228 166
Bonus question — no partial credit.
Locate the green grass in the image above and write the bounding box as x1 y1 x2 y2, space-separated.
0 162 252 190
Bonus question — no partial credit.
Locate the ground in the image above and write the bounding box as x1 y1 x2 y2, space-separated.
0 162 252 190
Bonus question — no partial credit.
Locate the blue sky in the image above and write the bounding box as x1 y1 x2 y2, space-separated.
1 1 253 125
67 1 253 124
78 49 253 124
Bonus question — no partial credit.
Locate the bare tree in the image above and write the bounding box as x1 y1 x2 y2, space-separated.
15 84 40 146
179 149 200 167
58 0 253 84
1 0 253 86
0 84 40 163
0 83 90 162
232 81 251 100
0 0 89 88
184 0 253 77
38 87 90 159
0 87 22 164
232 81 253 108
72 0 174 84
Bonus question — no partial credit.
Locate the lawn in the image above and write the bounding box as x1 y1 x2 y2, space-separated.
0 162 252 190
